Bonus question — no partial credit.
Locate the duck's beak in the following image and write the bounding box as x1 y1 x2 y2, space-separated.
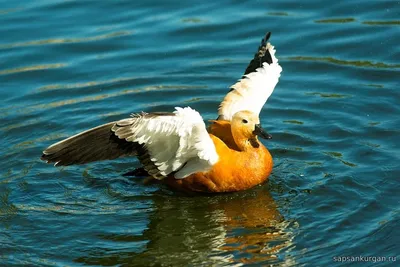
254 124 272 139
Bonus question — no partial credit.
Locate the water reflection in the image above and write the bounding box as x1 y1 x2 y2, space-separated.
216 189 293 265
74 187 294 266
0 188 18 225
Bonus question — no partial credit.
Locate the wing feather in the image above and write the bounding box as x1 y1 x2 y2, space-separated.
41 108 219 179
41 122 139 166
112 107 219 179
218 32 282 121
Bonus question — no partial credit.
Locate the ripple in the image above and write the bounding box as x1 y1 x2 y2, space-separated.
305 162 323 166
16 85 207 114
362 21 400 26
0 189 18 224
360 142 380 149
12 133 65 150
15 202 144 215
0 118 41 132
0 63 66 75
315 18 356 23
283 120 304 125
181 17 208 23
0 31 133 50
0 8 23 15
0 163 35 185
288 56 400 69
266 12 289 17
36 75 145 92
323 151 358 168
362 84 384 88
305 92 350 98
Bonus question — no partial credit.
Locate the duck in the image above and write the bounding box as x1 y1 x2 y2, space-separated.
41 32 282 193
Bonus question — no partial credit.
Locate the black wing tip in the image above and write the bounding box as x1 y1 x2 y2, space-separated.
243 31 274 75
40 153 57 165
40 152 49 162
262 32 272 46
258 31 273 66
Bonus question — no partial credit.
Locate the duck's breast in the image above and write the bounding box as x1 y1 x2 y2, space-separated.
164 136 273 193
207 143 273 192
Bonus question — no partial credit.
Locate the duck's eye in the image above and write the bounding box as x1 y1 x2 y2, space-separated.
242 119 248 124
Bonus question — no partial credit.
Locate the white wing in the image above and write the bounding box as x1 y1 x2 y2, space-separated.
112 107 219 179
218 33 282 121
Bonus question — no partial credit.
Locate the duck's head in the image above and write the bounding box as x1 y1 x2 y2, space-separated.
231 110 272 143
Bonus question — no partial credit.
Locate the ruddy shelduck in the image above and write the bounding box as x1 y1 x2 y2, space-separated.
41 32 282 193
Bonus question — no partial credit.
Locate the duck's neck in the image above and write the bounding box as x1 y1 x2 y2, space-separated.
232 130 260 151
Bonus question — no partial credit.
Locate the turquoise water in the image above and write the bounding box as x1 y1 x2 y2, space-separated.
1 0 399 266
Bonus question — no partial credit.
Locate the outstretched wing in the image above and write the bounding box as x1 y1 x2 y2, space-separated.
41 122 140 166
42 107 219 179
112 107 219 179
218 32 282 121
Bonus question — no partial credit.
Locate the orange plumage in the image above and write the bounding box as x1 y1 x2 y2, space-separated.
165 111 273 193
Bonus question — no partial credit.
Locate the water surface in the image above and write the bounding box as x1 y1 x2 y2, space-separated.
1 0 399 266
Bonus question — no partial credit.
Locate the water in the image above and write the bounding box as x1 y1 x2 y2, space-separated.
1 0 399 266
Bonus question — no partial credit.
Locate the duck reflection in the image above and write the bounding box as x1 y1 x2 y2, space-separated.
75 186 294 266
215 189 292 264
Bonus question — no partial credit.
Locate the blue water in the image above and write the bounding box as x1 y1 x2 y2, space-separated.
1 0 399 266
